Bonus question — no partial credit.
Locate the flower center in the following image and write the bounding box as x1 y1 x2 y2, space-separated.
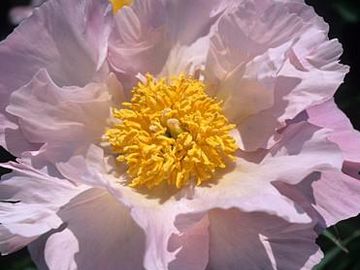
109 0 133 13
105 74 238 189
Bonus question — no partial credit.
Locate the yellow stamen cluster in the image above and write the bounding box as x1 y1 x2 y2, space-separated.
105 75 238 189
109 0 133 13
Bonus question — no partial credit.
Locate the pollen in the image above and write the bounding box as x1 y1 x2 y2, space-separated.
105 74 238 189
109 0 133 13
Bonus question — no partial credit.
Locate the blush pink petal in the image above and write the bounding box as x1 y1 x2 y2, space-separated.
261 122 342 185
207 208 321 270
0 112 39 157
194 122 342 208
9 7 34 25
0 0 112 156
0 227 35 256
205 1 349 151
2 0 111 87
272 100 360 229
4 70 125 181
28 189 146 270
29 228 79 270
168 214 209 270
52 156 210 269
101 190 210 270
55 144 114 188
6 70 112 145
105 125 333 269
307 99 360 219
108 0 229 88
275 169 360 229
108 0 168 88
70 120 342 269
205 3 300 124
80 175 309 269
0 161 88 255
9 0 47 25
307 99 360 164
0 0 358 269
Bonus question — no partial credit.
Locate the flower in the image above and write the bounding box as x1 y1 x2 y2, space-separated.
1 0 360 269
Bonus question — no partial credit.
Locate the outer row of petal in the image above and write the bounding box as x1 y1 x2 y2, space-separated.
0 0 113 156
0 0 359 270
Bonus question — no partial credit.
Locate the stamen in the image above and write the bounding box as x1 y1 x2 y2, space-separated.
166 119 183 138
110 0 132 13
105 74 238 189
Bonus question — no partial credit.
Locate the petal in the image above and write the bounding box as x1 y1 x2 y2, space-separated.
0 161 87 255
108 0 228 88
99 178 213 270
55 144 112 188
205 2 304 122
108 0 169 87
9 7 33 25
51 115 341 269
29 189 146 270
205 1 348 151
9 0 46 24
168 214 209 270
127 204 210 270
275 170 360 229
244 40 348 151
0 0 111 89
86 121 341 268
4 69 125 169
261 122 343 184
207 208 321 270
161 0 227 45
159 36 211 78
0 0 113 155
6 70 112 145
0 226 35 256
274 100 360 228
307 99 360 163
278 39 348 123
190 123 341 214
0 113 39 157
29 228 79 270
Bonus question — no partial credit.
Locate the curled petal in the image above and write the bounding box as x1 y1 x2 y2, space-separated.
205 1 349 151
4 71 125 180
128 205 210 270
29 189 146 270
9 7 34 25
307 100 360 163
275 170 360 229
168 214 209 270
0 0 113 155
108 0 229 87
6 70 112 145
0 161 88 255
207 208 321 270
273 100 360 229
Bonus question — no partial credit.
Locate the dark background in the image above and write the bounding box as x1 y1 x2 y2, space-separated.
0 0 360 269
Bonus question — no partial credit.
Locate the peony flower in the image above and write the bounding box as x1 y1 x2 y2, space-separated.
1 0 360 269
